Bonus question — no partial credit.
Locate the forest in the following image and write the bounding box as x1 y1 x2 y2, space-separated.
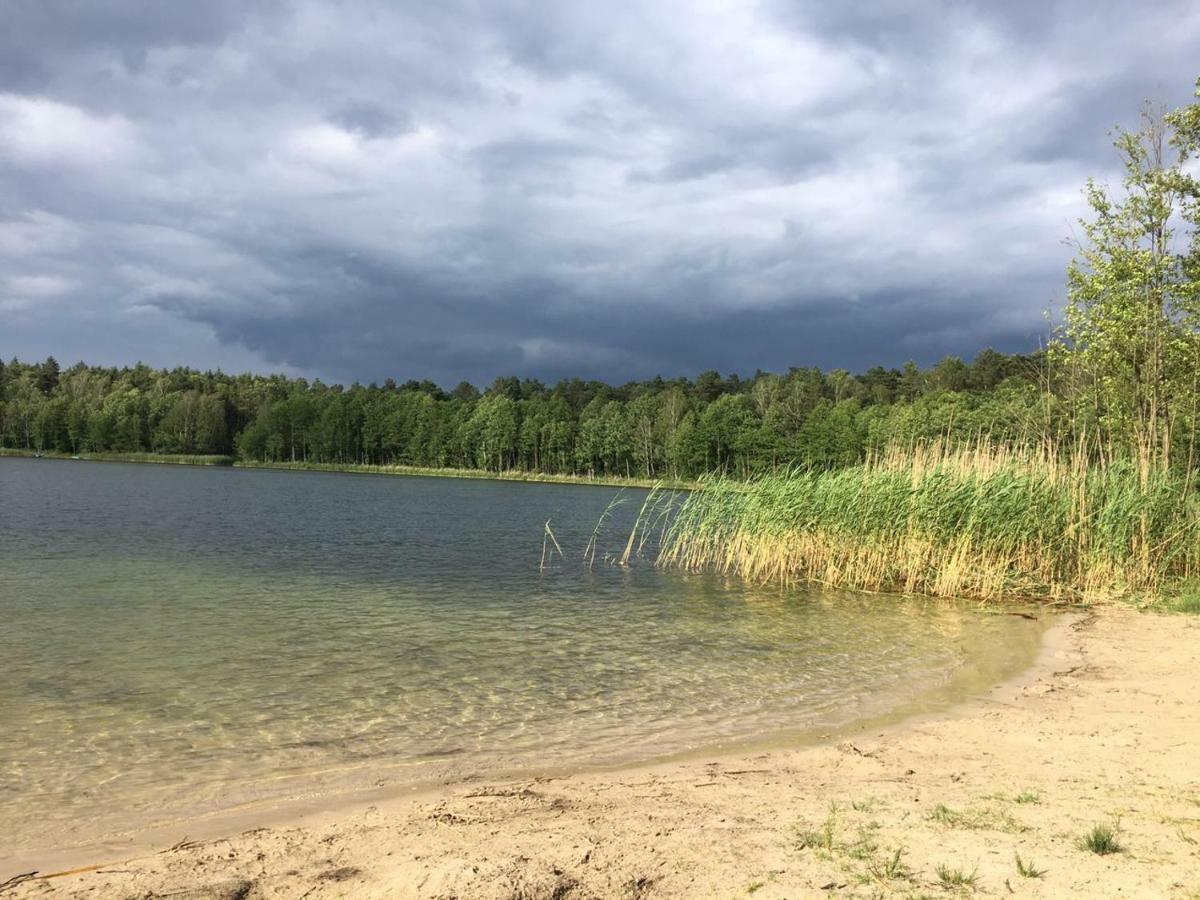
0 350 1048 480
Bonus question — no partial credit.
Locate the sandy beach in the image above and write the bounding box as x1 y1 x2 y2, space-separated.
4 607 1198 899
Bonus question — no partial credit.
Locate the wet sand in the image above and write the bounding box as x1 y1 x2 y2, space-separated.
4 607 1198 899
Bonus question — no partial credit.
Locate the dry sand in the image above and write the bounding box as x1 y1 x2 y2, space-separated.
4 607 1198 899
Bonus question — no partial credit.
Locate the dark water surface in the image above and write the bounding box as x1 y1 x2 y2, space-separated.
0 458 1043 853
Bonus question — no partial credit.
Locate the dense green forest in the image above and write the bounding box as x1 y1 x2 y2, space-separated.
0 350 1050 479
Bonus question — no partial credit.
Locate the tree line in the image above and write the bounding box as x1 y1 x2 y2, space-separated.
0 351 1053 479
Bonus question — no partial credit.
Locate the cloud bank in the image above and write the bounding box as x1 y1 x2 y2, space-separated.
2 0 1198 385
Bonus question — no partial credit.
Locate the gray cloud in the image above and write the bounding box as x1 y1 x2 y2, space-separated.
328 102 413 139
1 0 1198 386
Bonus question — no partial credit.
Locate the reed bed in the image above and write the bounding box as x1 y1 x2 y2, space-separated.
658 442 1200 603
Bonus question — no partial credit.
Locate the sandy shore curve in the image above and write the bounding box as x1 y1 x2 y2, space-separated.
4 608 1198 899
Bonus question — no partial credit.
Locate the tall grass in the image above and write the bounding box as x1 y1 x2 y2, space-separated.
658 441 1200 602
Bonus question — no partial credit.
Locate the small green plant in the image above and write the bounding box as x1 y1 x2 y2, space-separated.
794 803 839 854
1080 823 1123 855
930 803 958 824
746 881 764 894
793 824 820 850
846 825 879 861
1014 790 1041 804
1014 852 1045 878
866 846 911 883
936 863 979 889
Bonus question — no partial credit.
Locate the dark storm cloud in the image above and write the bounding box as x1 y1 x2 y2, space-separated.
2 0 1198 385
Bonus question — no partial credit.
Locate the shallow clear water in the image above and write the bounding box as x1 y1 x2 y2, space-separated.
0 458 1043 854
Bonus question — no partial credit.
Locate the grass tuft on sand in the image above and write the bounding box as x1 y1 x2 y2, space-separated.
1080 823 1124 855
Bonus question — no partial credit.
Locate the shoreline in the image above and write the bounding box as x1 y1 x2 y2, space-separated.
9 606 1198 898
19 607 1199 897
7 609 1199 897
0 607 1051 876
0 606 1052 883
0 449 696 491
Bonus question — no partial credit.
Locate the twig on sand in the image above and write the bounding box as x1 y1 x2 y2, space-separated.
163 837 203 853
0 872 37 894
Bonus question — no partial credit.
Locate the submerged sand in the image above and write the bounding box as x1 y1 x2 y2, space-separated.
4 608 1198 899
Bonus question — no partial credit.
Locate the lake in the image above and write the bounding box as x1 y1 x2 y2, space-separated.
0 458 1044 856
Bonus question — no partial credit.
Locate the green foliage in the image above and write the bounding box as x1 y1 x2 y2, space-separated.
1162 580 1200 613
0 351 1046 480
1014 852 1045 879
864 846 911 883
793 803 840 854
1053 83 1200 468
1080 823 1123 855
935 863 978 889
1169 593 1200 613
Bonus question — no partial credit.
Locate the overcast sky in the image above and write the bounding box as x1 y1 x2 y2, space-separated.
2 1 1198 386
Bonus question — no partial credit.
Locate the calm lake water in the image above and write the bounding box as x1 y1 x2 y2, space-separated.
0 458 1044 855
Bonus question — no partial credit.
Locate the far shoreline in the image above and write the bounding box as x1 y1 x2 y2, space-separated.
0 448 697 491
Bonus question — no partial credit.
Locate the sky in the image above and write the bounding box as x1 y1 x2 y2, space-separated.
2 1 1199 387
